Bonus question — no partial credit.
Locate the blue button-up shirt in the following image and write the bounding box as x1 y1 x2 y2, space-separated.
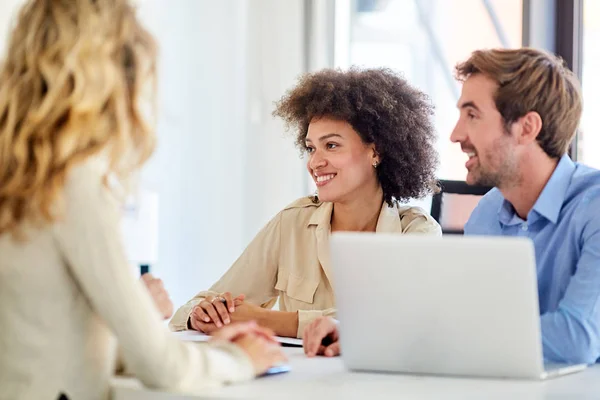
465 155 600 364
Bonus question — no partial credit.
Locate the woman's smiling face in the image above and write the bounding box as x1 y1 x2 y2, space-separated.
304 117 380 203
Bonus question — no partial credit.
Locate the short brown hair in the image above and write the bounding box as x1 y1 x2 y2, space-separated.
455 48 582 158
273 67 438 205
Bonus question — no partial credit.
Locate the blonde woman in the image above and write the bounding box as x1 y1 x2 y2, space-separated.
0 1 284 399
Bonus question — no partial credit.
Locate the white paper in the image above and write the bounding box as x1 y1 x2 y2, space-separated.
172 330 303 347
275 336 303 347
172 330 210 342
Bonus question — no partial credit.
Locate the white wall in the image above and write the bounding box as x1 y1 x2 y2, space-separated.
137 0 307 306
0 0 23 55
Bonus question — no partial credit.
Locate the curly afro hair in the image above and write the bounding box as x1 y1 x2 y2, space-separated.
273 67 439 206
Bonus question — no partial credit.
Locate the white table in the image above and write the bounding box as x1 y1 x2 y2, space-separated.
112 348 600 400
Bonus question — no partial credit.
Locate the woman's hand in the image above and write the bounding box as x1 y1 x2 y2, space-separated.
141 273 173 320
303 316 340 357
228 301 266 324
192 297 298 338
211 321 287 376
189 292 245 331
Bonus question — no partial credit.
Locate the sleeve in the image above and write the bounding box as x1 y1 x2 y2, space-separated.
540 210 600 364
52 164 255 391
170 211 283 331
401 207 442 236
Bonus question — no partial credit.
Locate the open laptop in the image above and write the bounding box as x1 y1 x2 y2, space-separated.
330 233 588 380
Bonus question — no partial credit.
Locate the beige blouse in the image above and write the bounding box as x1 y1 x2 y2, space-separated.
170 196 442 338
0 160 254 400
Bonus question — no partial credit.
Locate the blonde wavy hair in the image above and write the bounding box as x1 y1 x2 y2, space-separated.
0 0 157 236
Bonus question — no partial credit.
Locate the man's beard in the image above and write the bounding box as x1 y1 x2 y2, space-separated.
470 145 517 188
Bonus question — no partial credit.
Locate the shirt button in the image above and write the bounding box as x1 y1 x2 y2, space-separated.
522 223 528 231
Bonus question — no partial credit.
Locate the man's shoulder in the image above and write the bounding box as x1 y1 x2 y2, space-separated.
472 187 504 213
464 188 503 234
566 164 600 227
570 163 600 202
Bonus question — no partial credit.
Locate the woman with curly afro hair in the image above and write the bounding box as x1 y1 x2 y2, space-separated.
170 67 442 340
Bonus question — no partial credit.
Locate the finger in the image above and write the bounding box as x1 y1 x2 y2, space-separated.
304 326 321 357
233 294 246 307
156 291 168 302
303 325 315 356
324 341 340 357
268 344 288 364
269 342 288 364
192 306 211 323
189 315 202 331
213 300 231 325
140 273 154 282
144 276 163 290
197 320 219 334
163 296 174 319
249 325 278 344
222 292 235 313
201 301 223 327
212 321 258 342
141 276 156 290
191 309 210 329
309 322 333 356
303 326 313 355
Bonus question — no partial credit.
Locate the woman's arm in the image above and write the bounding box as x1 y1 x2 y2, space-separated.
53 163 256 391
170 212 283 332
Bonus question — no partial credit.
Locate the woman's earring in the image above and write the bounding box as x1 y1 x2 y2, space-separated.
373 161 379 168
311 190 319 203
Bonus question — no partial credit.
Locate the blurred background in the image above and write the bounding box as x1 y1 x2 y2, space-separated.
0 0 596 307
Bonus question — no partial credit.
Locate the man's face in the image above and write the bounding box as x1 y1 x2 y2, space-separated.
450 74 519 188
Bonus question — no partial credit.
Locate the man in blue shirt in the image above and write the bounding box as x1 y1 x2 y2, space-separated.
451 48 600 364
301 48 600 363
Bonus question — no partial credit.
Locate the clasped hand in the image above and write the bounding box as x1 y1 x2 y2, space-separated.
189 292 264 334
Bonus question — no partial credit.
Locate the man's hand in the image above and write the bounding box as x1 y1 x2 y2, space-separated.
141 274 173 320
303 316 340 357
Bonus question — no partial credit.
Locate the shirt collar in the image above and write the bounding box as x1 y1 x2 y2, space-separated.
375 201 404 233
498 154 575 225
307 201 333 228
307 201 403 233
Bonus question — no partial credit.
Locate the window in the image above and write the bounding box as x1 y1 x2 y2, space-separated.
335 0 523 180
580 0 600 169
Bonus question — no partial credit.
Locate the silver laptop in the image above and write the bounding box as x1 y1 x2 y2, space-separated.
330 233 588 380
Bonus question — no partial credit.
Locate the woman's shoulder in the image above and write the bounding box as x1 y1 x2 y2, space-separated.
282 195 322 211
396 204 441 235
396 204 431 218
55 157 123 228
277 195 331 225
